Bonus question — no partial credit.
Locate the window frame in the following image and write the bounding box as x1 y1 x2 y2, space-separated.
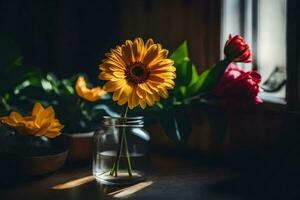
286 0 300 109
221 0 300 111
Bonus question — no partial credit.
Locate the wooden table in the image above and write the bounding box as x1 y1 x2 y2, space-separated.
0 154 297 200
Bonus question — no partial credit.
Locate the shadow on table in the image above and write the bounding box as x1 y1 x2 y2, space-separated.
206 173 300 200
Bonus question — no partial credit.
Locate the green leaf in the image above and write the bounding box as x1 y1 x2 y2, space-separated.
185 59 231 96
175 59 194 86
62 79 75 95
197 59 231 93
170 41 188 63
186 69 210 97
188 64 199 86
171 41 191 86
160 106 192 146
41 79 53 91
173 85 184 102
46 73 60 94
46 73 60 86
179 86 186 97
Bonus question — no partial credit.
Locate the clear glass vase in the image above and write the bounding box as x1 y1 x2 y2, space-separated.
93 116 150 185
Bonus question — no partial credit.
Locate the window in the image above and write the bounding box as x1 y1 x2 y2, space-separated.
221 0 288 103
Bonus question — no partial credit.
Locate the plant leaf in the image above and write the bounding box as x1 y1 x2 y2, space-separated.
197 59 231 93
175 58 196 86
170 41 188 63
188 64 199 86
159 106 191 146
171 41 194 87
46 73 60 94
186 68 210 97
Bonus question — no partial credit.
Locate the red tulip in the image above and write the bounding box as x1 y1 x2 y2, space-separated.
224 34 252 63
214 64 262 106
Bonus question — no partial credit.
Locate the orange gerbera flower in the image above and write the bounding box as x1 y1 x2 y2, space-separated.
0 103 64 138
99 38 176 109
75 76 107 102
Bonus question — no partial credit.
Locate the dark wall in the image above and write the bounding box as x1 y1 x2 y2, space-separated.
0 0 220 80
0 0 121 79
119 0 221 73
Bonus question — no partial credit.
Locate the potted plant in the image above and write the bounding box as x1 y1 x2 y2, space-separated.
13 73 118 161
0 103 66 176
148 34 262 154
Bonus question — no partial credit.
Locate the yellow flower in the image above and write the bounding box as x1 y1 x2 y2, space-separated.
0 103 64 138
75 76 107 102
99 38 176 109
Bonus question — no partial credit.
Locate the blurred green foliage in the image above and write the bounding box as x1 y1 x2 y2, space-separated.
13 73 119 133
0 36 229 145
0 36 118 133
158 41 230 146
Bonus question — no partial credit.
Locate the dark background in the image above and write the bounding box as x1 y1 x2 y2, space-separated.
0 0 220 81
2 1 300 198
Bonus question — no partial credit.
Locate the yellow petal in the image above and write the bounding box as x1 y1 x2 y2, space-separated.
132 38 143 62
76 76 107 101
32 103 45 116
132 88 140 108
44 131 61 138
139 99 147 109
149 59 174 69
158 87 169 98
117 83 133 106
113 88 123 101
145 94 155 106
138 83 153 94
145 38 154 49
9 111 24 123
99 72 115 80
136 86 146 99
117 92 129 106
142 44 159 66
103 79 127 92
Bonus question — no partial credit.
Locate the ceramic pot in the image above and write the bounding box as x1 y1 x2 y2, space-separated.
0 130 68 177
64 132 94 161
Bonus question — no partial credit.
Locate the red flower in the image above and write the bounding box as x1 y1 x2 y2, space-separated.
214 64 262 106
224 34 252 63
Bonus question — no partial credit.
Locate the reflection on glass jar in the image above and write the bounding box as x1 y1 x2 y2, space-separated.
93 116 150 185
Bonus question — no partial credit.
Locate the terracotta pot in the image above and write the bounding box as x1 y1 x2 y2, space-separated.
0 149 68 177
64 132 94 161
20 149 68 175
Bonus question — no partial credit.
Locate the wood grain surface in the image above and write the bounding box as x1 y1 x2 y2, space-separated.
1 153 299 200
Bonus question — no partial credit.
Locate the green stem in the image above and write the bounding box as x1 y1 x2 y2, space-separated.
123 131 132 176
110 105 133 177
110 112 126 176
114 129 125 176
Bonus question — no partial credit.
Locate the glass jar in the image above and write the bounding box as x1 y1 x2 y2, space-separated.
93 116 150 185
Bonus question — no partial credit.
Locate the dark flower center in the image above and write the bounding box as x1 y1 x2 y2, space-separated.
132 66 144 77
126 63 149 84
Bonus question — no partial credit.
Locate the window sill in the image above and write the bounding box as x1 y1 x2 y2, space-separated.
259 92 287 112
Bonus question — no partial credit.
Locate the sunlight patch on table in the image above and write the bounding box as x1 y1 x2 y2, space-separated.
108 181 153 198
51 175 95 190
